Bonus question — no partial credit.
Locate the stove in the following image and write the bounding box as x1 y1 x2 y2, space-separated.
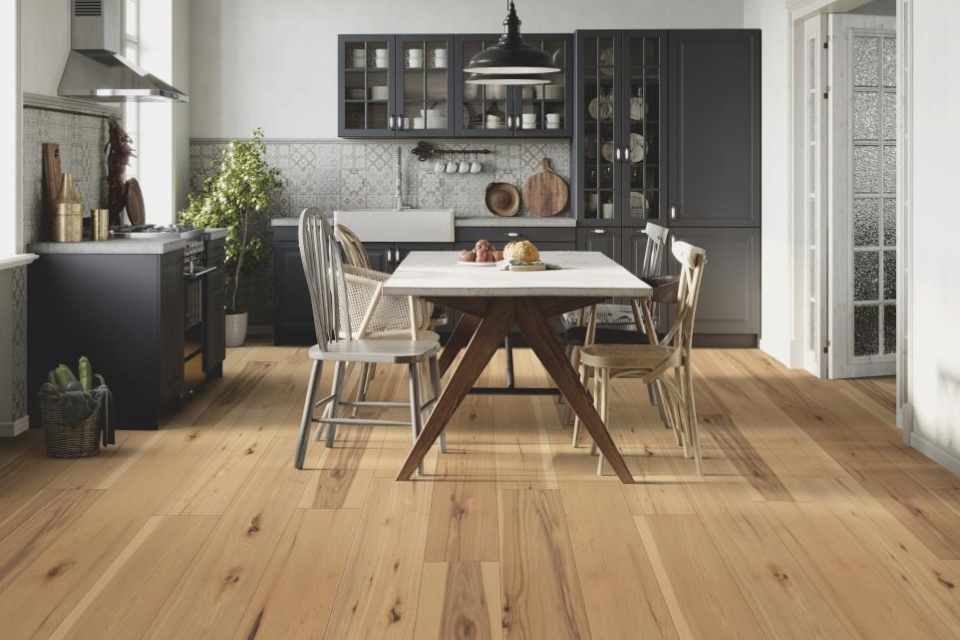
110 224 203 241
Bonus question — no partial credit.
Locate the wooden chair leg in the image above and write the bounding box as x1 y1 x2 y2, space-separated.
504 335 515 387
408 361 426 476
596 367 610 476
572 363 588 447
352 362 371 417
428 355 447 453
684 364 702 476
295 360 322 469
324 361 346 448
589 367 600 457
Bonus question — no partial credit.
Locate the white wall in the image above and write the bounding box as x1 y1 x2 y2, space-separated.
2 0 21 257
743 0 792 366
189 0 745 139
908 0 960 465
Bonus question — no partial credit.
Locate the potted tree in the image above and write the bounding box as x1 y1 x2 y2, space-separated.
180 129 282 347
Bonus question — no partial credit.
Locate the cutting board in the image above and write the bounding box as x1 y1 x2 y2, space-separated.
523 158 569 217
125 178 146 225
42 144 62 233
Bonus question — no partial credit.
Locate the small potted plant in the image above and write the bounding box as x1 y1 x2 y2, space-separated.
180 128 282 346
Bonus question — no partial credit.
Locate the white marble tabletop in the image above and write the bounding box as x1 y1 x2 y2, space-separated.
383 251 652 298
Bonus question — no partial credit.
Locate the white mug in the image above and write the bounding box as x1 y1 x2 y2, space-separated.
602 202 615 219
434 161 444 174
470 161 483 174
445 161 458 174
458 161 470 174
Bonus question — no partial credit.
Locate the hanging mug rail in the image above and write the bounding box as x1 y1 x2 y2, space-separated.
411 141 494 162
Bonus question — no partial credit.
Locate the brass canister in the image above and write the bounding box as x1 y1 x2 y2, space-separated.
53 203 83 242
92 208 109 241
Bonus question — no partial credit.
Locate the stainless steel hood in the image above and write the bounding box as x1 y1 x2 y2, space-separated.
58 0 188 103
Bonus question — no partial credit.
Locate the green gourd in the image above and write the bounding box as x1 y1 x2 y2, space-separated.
78 356 93 392
53 364 77 389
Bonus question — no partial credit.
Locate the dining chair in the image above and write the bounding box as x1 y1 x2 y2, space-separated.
579 239 707 476
294 209 444 472
570 222 673 446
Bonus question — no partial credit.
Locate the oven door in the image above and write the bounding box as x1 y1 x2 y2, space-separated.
183 266 218 395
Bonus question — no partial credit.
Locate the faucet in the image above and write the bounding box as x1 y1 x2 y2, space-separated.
393 145 405 211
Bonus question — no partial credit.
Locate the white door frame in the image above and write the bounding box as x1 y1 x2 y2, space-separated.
788 0 914 431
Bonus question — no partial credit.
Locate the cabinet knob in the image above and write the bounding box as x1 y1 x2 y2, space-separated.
670 206 677 220
615 147 622 161
388 116 395 130
593 229 606 235
624 147 630 161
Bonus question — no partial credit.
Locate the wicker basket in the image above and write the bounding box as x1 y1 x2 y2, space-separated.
40 395 100 459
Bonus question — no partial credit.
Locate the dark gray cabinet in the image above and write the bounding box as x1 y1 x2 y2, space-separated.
203 237 226 376
576 227 621 262
453 34 573 138
668 228 760 335
667 30 761 227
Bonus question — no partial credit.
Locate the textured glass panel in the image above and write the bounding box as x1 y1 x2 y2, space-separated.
884 250 897 300
883 198 897 246
883 145 897 193
853 91 880 140
882 92 897 140
854 305 880 356
854 145 881 193
854 197 881 246
884 304 896 354
854 36 881 86
854 250 879 301
882 37 896 88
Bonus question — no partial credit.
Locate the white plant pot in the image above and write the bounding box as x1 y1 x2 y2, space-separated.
225 311 248 348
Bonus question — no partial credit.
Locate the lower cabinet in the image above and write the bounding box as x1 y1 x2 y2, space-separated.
576 227 621 263
667 227 760 338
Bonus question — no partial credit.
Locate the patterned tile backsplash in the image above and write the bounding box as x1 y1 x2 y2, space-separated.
22 107 109 246
190 138 571 327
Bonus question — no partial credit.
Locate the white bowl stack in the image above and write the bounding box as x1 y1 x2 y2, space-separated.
407 48 423 69
546 113 561 129
521 113 537 129
374 48 388 69
351 49 366 69
485 114 504 130
433 48 447 69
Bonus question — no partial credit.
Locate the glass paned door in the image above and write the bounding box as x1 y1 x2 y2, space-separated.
828 15 896 378
456 36 513 136
396 36 454 136
341 36 394 135
622 33 663 225
579 33 619 223
516 36 570 136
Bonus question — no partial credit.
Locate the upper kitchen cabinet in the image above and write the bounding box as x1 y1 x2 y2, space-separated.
574 31 667 227
453 34 573 138
667 30 761 227
339 35 456 138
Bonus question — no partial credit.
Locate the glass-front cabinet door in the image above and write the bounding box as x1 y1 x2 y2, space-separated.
339 35 396 137
454 35 516 137
577 32 620 225
515 35 573 137
621 32 665 225
395 35 455 136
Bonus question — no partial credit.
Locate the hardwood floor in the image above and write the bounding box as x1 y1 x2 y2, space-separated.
1 344 958 639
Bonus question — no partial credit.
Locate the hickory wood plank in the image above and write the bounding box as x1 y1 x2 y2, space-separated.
684 483 861 640
323 478 434 639
765 500 946 639
144 422 312 640
415 561 501 640
51 514 218 640
498 488 591 639
424 479 499 563
236 508 360 640
558 482 678 639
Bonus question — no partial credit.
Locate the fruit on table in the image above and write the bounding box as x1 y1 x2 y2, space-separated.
459 249 477 262
474 239 492 253
476 248 497 263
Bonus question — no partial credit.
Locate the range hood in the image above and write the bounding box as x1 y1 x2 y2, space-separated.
58 0 188 103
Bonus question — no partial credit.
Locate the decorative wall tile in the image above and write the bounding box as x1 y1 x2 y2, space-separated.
10 267 27 421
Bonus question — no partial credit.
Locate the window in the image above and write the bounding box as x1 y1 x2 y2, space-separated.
123 0 139 178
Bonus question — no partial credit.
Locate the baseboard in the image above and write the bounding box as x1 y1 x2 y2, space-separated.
0 415 30 438
910 430 960 477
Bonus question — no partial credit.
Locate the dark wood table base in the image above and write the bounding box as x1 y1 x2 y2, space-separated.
397 296 636 484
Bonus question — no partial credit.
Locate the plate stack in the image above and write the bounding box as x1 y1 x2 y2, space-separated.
433 48 447 69
407 48 423 69
485 113 504 130
374 48 388 69
521 113 537 130
351 48 366 69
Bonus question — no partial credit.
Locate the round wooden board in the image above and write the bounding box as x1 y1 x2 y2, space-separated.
485 182 521 217
523 158 569 217
124 178 146 225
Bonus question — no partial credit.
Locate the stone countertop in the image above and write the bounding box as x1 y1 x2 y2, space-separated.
270 216 577 228
30 238 188 255
204 228 228 241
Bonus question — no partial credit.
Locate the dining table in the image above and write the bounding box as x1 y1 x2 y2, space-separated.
383 250 652 484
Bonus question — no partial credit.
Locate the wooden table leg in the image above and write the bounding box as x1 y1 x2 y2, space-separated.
515 299 636 484
397 301 513 480
438 312 481 377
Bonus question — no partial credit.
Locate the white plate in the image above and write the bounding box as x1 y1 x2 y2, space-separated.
630 97 648 121
601 142 616 162
630 133 646 163
457 260 498 267
588 96 614 121
630 191 648 209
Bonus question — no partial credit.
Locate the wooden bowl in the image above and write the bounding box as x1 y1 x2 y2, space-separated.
484 182 521 217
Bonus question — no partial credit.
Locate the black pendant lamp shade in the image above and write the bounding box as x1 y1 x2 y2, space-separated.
465 1 561 83
465 73 555 86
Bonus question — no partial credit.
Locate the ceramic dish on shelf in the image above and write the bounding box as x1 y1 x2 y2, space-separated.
600 142 616 163
630 97 648 121
630 191 649 210
630 133 646 163
599 48 615 77
588 96 614 121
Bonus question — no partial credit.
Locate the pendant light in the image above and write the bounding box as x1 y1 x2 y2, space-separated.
464 1 561 84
